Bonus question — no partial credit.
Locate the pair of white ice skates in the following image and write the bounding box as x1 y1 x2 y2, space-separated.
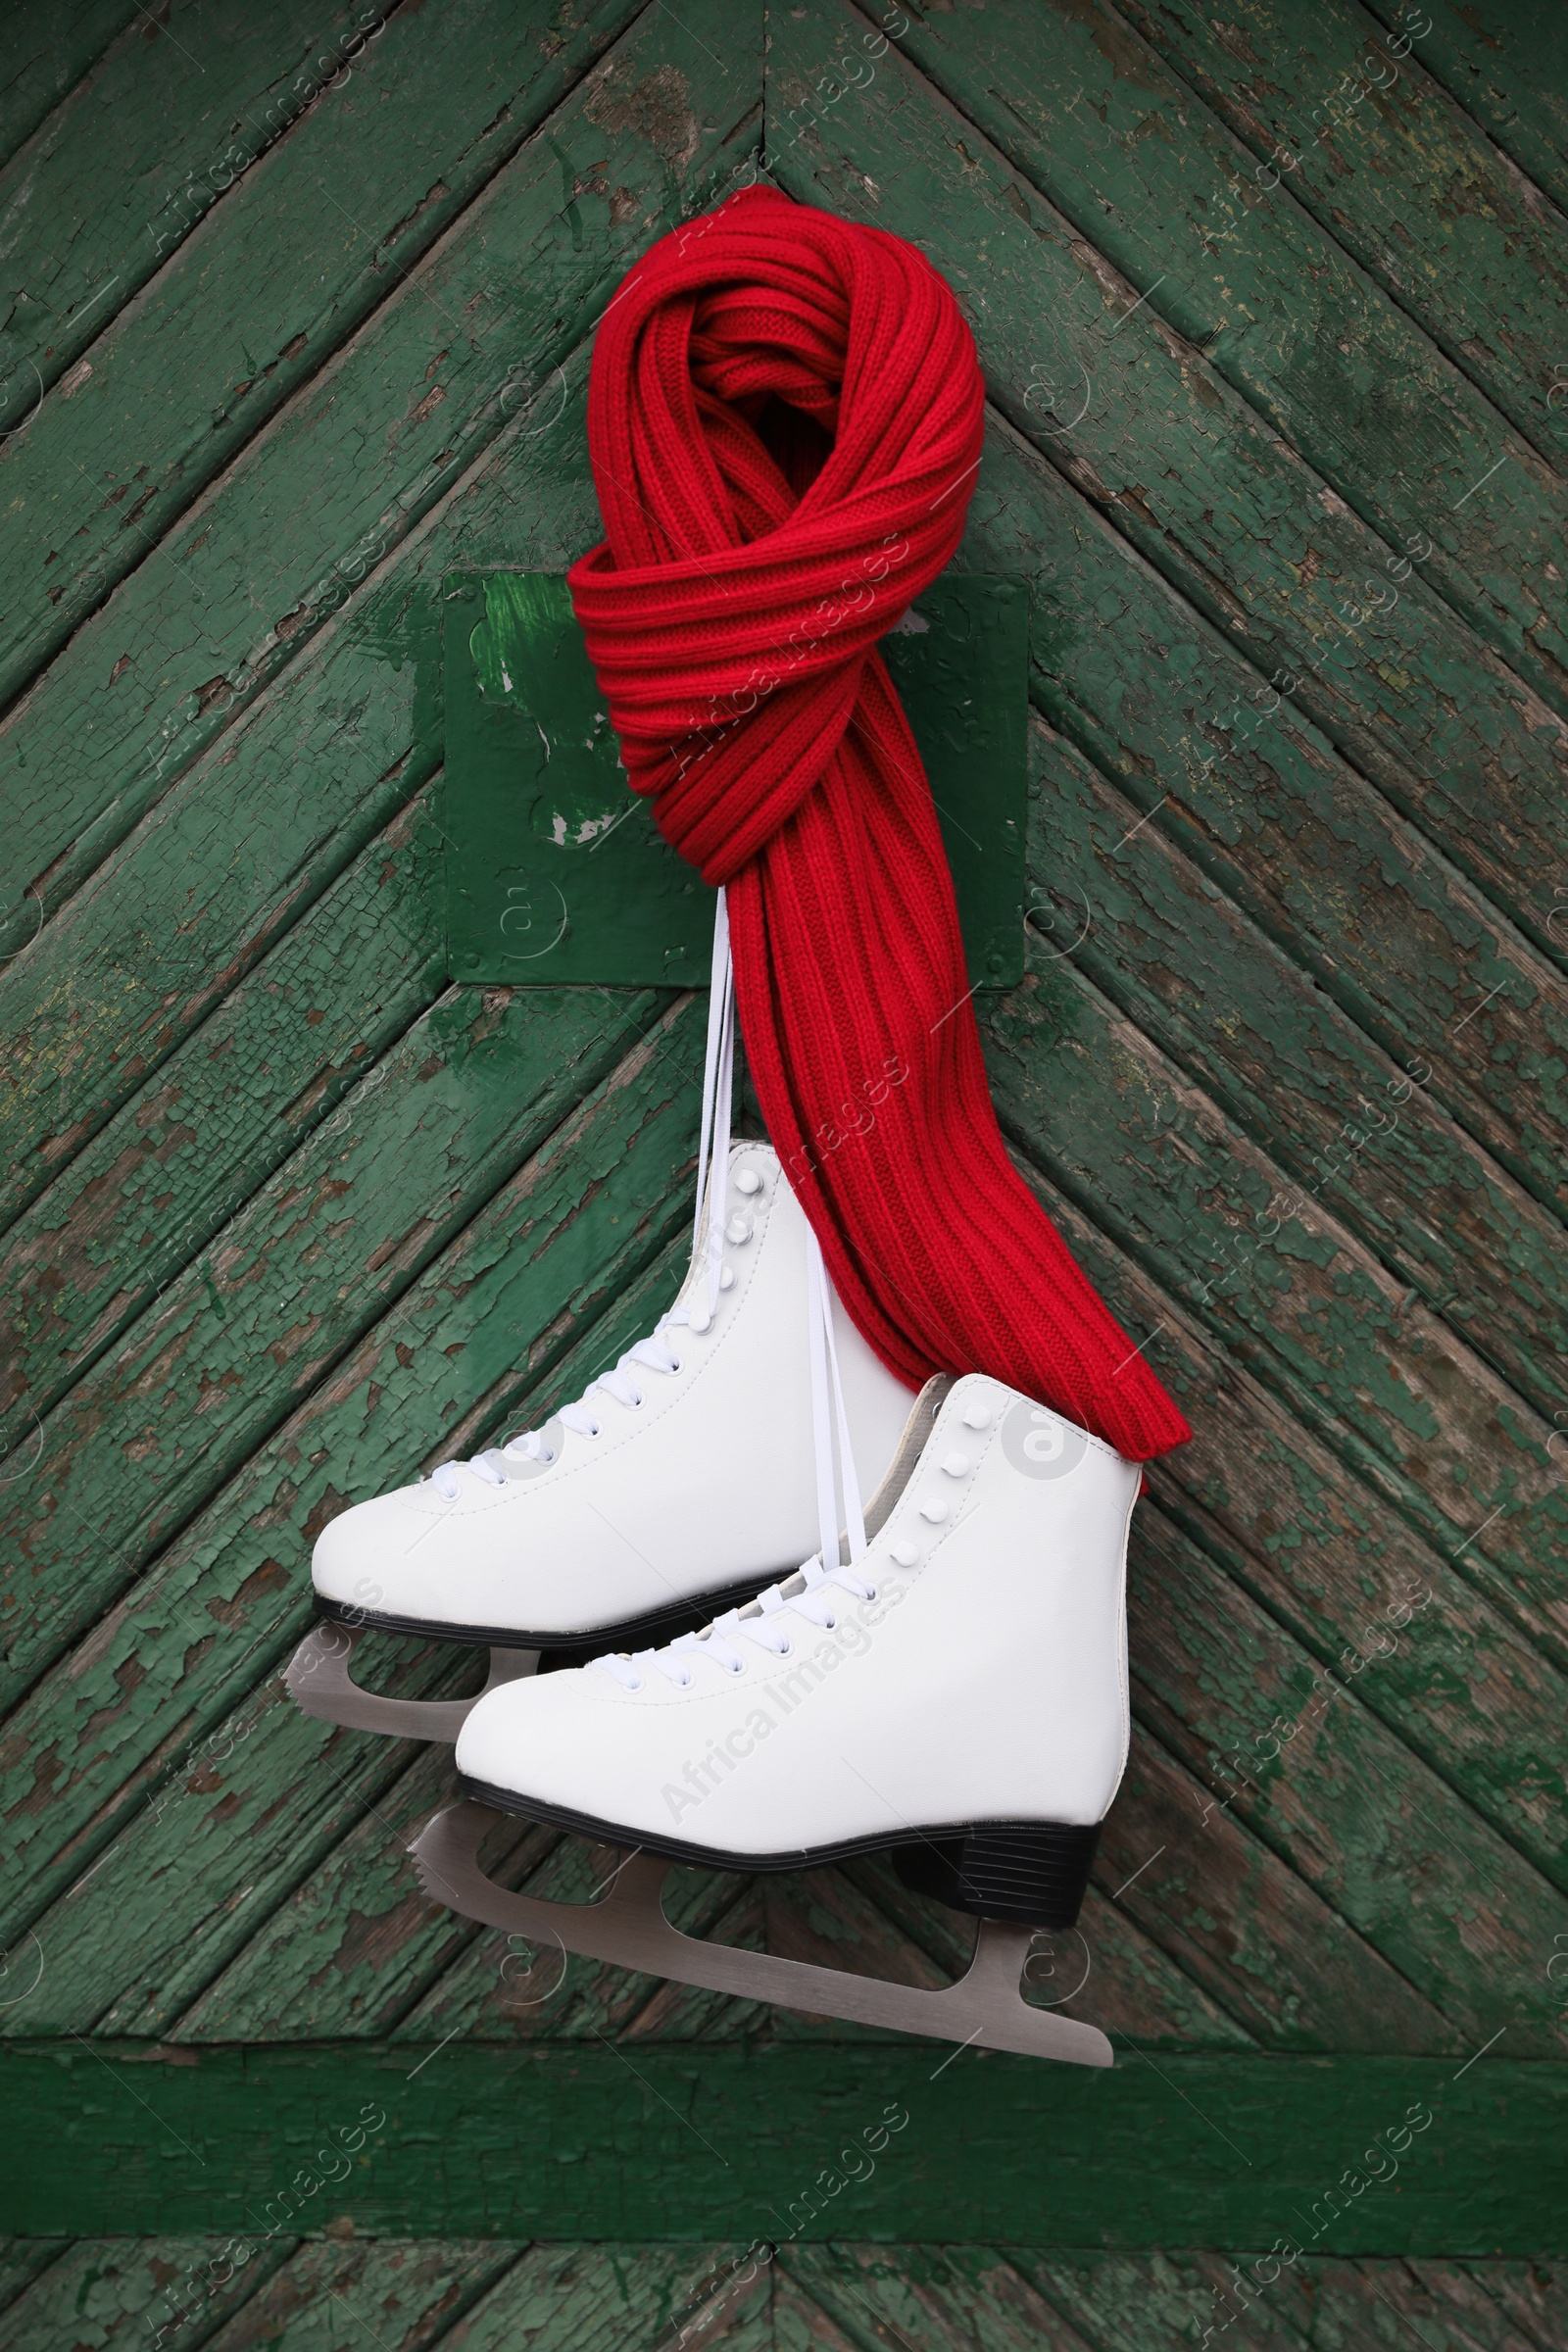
290 1134 1138 2066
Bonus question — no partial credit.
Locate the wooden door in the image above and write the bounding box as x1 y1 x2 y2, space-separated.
2 0 1565 2339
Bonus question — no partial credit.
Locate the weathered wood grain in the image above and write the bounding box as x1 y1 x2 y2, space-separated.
958 421 1568 1222
1023 708 1568 1430
0 0 140 173
770 4 1568 977
0 2232 297 2351
0 558 433 1231
416 2243 772 2352
1475 2259 1568 2349
1118 0 1568 468
0 56 753 1229
0 1 372 429
169 1732 562 2042
847 1851 1257 2052
0 779 445 1442
1095 1726 1452 2050
1130 1502 1568 2051
1396 2259 1554 2351
0 365 602 1227
395 1834 768 2047
777 2243 1102 2352
0 3 759 960
39 1648 488 2038
5 2046 1559 2246
0 0 651 711
1360 0 1568 215
877 0 1568 718
1004 1143 1568 1912
5 2243 1560 2348
0 2238 66 2319
1015 2251 1323 2352
0 986 665 1712
0 1002 705 1956
198 2238 522 2352
986 959 1568 1666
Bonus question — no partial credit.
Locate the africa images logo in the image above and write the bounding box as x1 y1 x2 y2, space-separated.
1002 1399 1088 1481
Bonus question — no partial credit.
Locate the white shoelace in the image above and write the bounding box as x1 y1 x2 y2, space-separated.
428 891 739 1503
596 1543 887 1691
430 1306 696 1499
427 888 868 1569
595 1128 873 1692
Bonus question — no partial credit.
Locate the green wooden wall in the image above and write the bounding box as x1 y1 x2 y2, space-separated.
2 0 1567 2341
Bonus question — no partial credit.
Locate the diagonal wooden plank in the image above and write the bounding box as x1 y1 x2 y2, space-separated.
1119 0 1568 468
1094 1725 1451 2051
1240 2253 1535 2350
0 777 446 1442
404 2243 771 2352
1015 2250 1312 2352
0 359 675 1249
1360 0 1568 215
958 417 1568 1225
0 2238 69 2321
0 984 665 1716
0 0 379 430
165 1733 561 2042
0 999 705 1967
875 0 1568 716
842 1850 1257 2052
777 2243 1105 2352
389 1832 769 2048
0 0 760 962
197 2239 524 2352
986 964 1567 1671
0 0 141 173
44 1643 495 2039
1398 2261 1552 2351
1002 1140 1568 1917
0 0 653 712
1129 1501 1568 2051
1468 2260 1568 2352
768 2 1568 984
0 2231 298 2351
1019 707 1568 1429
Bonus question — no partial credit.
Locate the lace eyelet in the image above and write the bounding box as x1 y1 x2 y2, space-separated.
724 1658 745 1675
862 1587 878 1603
775 1639 793 1657
677 1669 693 1688
588 1422 602 1438
821 1614 837 1631
626 1676 644 1692
628 1393 644 1410
668 1357 683 1374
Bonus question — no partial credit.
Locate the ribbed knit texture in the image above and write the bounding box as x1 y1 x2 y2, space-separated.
568 188 1189 1461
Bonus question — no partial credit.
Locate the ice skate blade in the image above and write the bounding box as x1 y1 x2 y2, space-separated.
411 1801 1113 2067
286 1623 537 1741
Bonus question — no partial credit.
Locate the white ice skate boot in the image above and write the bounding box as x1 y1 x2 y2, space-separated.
307 1140 909 1650
413 1373 1137 2065
288 898 912 1739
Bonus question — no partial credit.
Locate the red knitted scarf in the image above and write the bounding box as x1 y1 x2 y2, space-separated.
568 188 1189 1461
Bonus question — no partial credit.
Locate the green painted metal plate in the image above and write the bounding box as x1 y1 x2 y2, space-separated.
442 570 1028 987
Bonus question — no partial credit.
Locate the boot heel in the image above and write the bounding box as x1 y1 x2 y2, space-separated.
894 1821 1101 1929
